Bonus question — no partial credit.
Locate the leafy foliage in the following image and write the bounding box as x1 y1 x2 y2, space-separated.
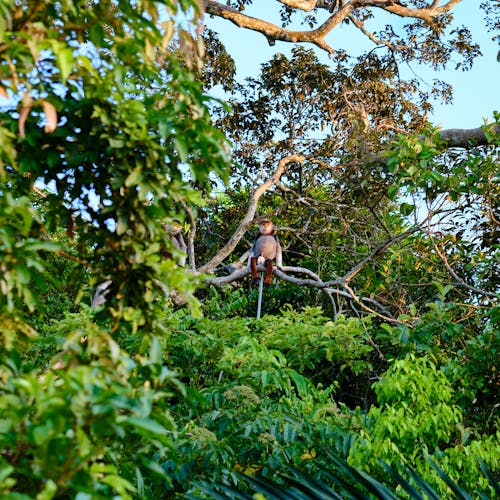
0 310 188 498
188 451 499 500
0 0 229 330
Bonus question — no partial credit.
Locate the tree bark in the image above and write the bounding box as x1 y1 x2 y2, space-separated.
439 124 500 148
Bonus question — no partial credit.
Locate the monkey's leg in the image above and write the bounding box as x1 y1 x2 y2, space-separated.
250 257 260 285
264 259 273 286
250 257 259 278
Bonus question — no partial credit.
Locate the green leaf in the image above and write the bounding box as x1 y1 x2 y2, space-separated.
387 185 399 200
399 202 415 216
88 23 107 47
35 479 57 500
426 455 473 500
119 416 168 437
125 168 143 187
55 48 74 82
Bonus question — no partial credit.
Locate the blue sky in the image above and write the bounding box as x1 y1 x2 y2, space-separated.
207 0 499 130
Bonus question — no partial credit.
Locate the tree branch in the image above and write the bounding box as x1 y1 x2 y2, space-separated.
205 263 405 322
204 0 345 53
199 154 305 273
439 123 500 148
204 0 463 53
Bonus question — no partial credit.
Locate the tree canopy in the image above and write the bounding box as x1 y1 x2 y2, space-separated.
204 0 482 63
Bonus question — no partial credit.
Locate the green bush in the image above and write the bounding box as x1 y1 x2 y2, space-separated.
348 354 499 497
0 311 186 498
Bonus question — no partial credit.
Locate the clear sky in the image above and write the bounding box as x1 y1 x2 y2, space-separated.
206 0 499 130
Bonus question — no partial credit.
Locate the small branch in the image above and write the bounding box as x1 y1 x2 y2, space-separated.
56 250 89 267
33 185 48 198
342 281 405 324
347 13 403 51
427 233 498 300
343 225 421 284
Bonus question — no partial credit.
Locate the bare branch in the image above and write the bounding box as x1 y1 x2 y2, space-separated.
199 154 305 273
204 0 336 52
439 124 500 148
204 0 463 53
205 263 405 322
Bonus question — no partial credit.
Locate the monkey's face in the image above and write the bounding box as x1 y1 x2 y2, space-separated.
259 221 274 235
164 223 182 235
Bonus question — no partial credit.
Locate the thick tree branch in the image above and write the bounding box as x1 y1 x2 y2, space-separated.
382 0 462 23
439 124 500 148
204 0 463 53
199 154 305 273
204 0 336 52
205 264 402 322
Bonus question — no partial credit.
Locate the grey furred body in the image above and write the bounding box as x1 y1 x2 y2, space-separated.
171 232 187 266
172 232 187 253
249 233 283 268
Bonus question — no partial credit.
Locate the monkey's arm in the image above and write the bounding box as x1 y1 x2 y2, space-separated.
275 237 283 269
248 235 260 261
176 233 187 253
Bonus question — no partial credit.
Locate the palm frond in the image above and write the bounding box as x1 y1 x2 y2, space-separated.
188 452 499 500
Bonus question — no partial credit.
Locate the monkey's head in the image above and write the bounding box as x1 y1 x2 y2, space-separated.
259 219 274 235
163 218 182 235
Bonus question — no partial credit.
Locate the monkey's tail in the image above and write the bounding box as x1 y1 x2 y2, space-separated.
256 274 264 320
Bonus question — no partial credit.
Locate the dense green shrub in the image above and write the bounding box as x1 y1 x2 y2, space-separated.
0 310 188 498
348 354 500 497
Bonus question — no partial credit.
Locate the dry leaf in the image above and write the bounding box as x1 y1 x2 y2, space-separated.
42 100 58 133
18 92 33 138
0 86 8 99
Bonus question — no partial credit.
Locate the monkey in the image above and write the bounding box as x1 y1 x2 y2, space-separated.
163 218 187 266
91 279 113 308
248 218 283 287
